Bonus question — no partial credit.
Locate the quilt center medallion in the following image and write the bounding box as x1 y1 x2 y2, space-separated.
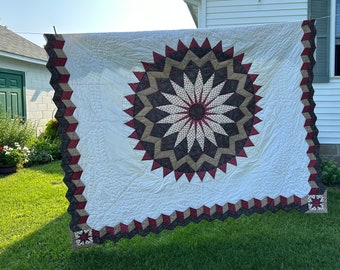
125 38 262 181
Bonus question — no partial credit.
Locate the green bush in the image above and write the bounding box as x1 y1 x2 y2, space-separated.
0 112 36 148
27 137 61 166
27 119 61 166
43 118 59 140
321 159 340 185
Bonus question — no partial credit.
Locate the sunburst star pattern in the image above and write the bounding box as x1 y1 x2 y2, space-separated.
124 38 262 181
157 71 236 152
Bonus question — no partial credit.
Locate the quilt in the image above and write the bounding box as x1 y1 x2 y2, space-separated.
44 20 326 249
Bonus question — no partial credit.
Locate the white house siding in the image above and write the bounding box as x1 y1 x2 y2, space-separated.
314 81 340 144
0 55 56 134
204 0 308 27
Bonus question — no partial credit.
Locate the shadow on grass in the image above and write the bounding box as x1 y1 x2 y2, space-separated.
0 161 63 181
24 160 63 174
1 188 339 270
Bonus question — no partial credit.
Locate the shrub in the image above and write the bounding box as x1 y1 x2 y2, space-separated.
27 119 61 166
27 137 62 166
0 111 36 147
321 159 340 185
43 118 59 140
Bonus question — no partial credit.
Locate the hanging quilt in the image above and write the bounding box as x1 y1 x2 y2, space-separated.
45 20 326 249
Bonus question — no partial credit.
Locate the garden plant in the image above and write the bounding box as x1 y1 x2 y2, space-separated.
0 110 61 170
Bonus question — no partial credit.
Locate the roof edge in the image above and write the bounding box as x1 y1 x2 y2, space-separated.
0 50 47 65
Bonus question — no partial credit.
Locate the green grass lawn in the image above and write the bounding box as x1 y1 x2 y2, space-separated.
0 162 339 270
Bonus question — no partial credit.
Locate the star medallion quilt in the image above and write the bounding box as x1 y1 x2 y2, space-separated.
45 20 326 248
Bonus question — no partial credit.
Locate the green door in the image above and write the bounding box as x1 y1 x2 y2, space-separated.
0 69 25 119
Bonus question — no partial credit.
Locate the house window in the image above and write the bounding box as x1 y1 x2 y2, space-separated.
335 0 340 75
309 0 330 82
